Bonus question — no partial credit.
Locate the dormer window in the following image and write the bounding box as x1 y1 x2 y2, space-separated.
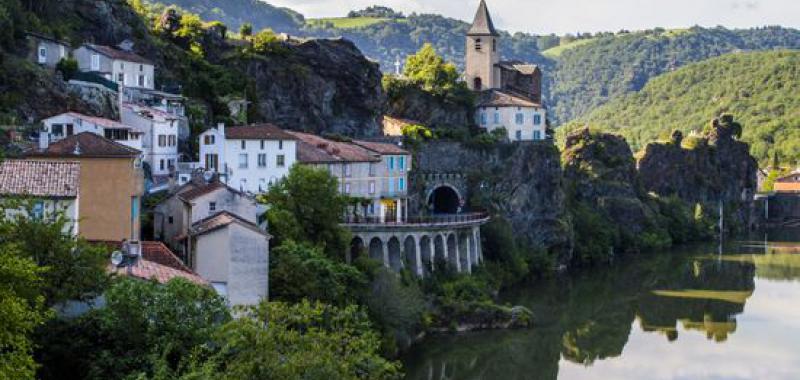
475 38 482 51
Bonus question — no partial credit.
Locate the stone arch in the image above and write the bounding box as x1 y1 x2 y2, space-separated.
403 235 418 274
368 237 384 264
473 77 482 90
446 233 459 271
420 235 433 276
428 185 463 214
433 234 447 270
349 236 365 263
387 236 403 271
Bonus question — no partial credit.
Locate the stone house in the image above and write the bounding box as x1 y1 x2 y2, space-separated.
39 112 145 152
465 0 547 141
0 160 81 235
189 211 270 306
26 132 145 242
74 43 155 90
198 124 297 194
26 32 70 68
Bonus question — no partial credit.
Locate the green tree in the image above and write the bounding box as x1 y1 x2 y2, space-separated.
35 278 229 380
251 28 284 54
269 240 367 306
239 22 252 38
181 300 401 379
403 43 460 95
260 165 350 258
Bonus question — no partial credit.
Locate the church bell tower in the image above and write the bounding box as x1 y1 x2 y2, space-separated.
465 0 500 91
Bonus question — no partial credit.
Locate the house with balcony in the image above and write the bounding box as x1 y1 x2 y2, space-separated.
39 112 145 152
0 159 81 235
74 43 155 90
198 123 297 194
121 103 180 177
26 132 145 242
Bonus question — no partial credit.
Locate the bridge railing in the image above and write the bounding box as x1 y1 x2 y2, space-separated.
342 212 489 226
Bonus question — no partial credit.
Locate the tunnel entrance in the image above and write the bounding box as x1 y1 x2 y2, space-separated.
429 186 461 214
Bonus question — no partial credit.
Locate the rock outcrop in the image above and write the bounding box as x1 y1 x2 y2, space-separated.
385 84 473 131
412 141 571 264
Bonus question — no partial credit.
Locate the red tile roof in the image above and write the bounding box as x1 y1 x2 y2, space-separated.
477 89 542 108
0 159 80 197
177 180 244 202
497 61 540 75
352 140 409 155
27 132 141 158
46 112 139 132
95 240 208 285
225 124 297 140
84 44 153 65
289 131 380 163
191 211 269 237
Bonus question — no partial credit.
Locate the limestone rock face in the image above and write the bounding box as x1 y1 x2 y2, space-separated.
412 141 572 264
234 38 385 137
385 85 473 130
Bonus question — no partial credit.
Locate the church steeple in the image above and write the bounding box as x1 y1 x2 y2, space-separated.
468 0 498 36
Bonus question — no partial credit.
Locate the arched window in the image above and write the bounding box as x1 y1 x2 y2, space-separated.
473 77 482 90
475 38 482 51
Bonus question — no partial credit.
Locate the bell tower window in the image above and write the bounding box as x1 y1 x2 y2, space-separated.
474 77 482 90
475 38 482 51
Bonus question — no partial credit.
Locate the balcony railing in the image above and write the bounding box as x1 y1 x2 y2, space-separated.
342 212 489 226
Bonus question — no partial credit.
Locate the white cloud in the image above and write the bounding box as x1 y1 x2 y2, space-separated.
264 0 800 34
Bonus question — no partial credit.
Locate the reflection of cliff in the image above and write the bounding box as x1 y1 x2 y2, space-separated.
637 258 755 342
723 253 800 282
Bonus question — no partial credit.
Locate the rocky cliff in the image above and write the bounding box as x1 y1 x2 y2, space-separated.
411 141 572 264
384 83 473 131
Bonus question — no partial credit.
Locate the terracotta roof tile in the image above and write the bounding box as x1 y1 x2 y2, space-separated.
225 124 297 140
95 240 208 285
84 44 152 65
46 112 139 132
0 160 80 197
288 131 379 163
27 132 141 158
477 89 542 108
352 140 409 155
191 211 269 237
177 181 230 202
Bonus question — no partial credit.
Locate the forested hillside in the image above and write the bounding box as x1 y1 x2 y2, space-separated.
563 50 800 164
140 0 305 33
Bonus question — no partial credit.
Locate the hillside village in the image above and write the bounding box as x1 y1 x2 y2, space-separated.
1 0 798 379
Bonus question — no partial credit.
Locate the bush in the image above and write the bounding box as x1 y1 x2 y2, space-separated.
55 58 77 80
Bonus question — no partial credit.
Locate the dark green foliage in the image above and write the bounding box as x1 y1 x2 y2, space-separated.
142 0 305 34
568 201 617 265
35 278 229 380
363 268 426 355
564 50 800 164
54 58 78 80
269 240 367 306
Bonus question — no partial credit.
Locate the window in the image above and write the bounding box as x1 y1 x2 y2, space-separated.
38 45 47 64
344 183 351 194
475 38 482 51
480 112 487 125
493 113 500 124
204 135 215 145
209 202 217 212
257 153 267 167
260 140 265 150
168 135 176 146
119 62 124 70
167 159 175 169
388 157 395 170
534 130 542 140
117 73 124 83
276 155 285 167
91 54 100 71
399 156 406 170
168 216 174 224
159 159 165 171
239 179 247 192
368 162 376 176
204 154 218 171
278 140 283 149
369 181 376 194
51 124 64 136
344 164 352 177
241 140 246 149
492 38 497 52
533 114 542 125
259 178 266 192
139 64 144 72
515 130 522 141
398 178 405 191
368 203 375 215
32 201 44 220
515 113 524 125
59 45 66 58
474 77 482 90
138 75 146 87
238 153 248 169
158 135 166 147
105 129 130 141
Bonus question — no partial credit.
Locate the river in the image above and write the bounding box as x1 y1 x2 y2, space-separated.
401 229 800 379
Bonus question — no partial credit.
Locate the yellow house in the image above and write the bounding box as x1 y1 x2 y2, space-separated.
27 132 145 241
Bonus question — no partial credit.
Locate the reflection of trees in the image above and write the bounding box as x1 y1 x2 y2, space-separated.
723 253 800 282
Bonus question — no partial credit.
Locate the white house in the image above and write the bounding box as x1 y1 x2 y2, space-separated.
190 211 271 306
121 103 180 176
0 160 80 236
39 112 144 152
465 1 548 141
198 124 297 194
26 32 70 68
73 43 155 90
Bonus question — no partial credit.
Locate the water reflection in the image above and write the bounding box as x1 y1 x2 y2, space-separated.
402 231 800 380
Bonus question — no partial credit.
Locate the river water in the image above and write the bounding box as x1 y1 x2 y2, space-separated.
402 230 800 379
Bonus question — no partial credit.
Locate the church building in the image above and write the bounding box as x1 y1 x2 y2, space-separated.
465 0 547 141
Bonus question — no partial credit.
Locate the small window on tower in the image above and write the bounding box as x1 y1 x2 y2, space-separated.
475 38 482 51
493 39 497 52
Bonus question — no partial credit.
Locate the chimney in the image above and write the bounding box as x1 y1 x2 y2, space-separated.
217 122 225 137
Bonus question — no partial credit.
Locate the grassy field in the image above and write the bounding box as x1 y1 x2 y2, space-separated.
306 17 405 29
542 38 597 58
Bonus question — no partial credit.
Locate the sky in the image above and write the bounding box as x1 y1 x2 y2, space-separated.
265 0 800 35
